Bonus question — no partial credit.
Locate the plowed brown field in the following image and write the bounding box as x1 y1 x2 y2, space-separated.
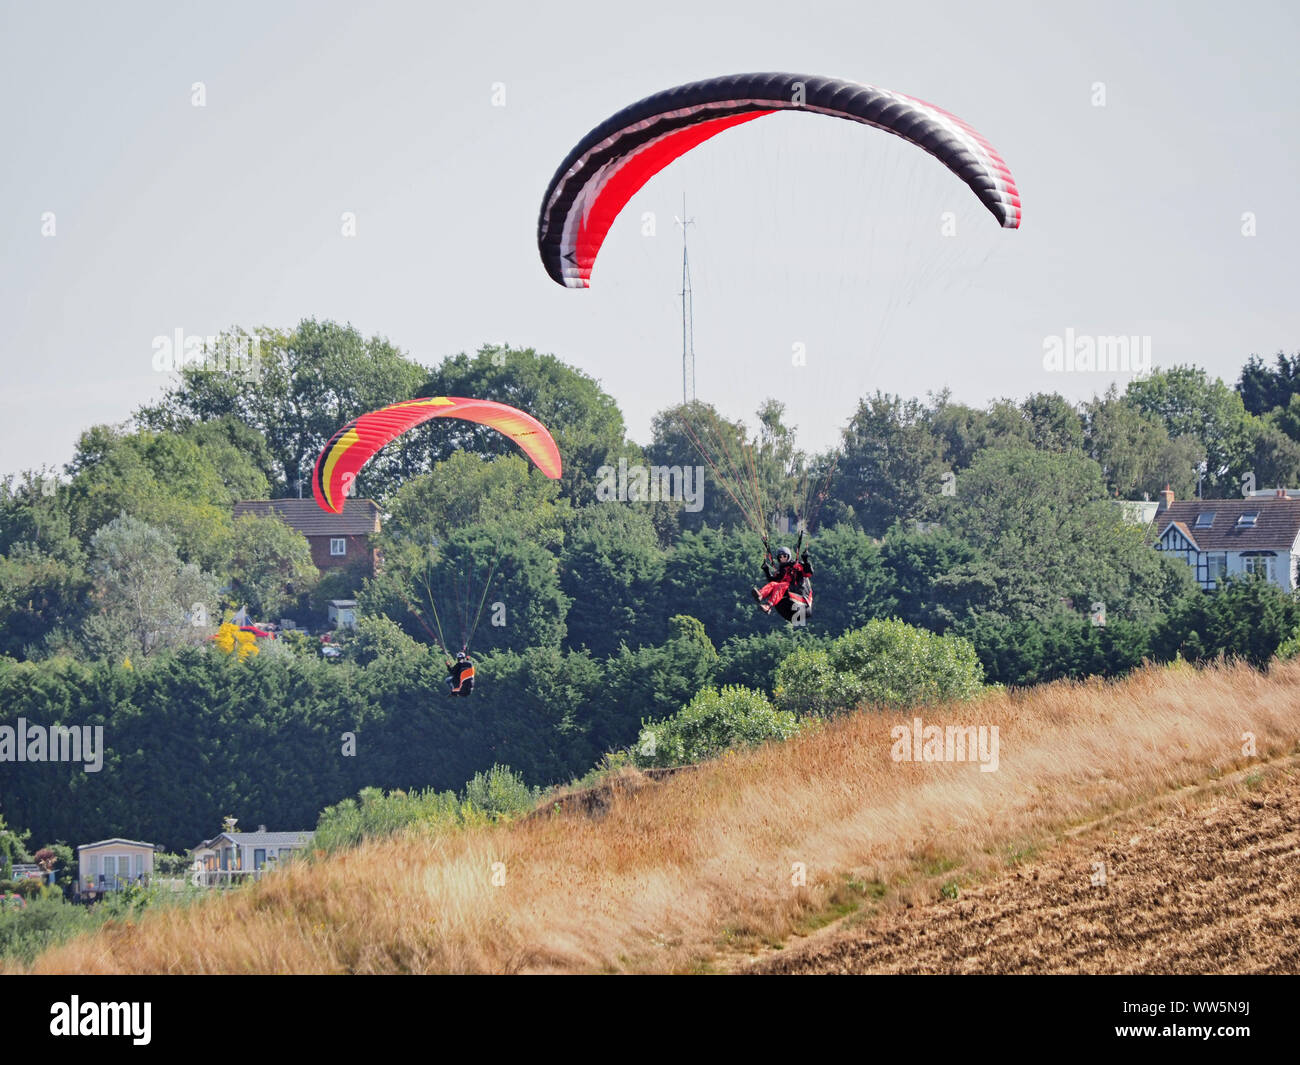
751 765 1300 974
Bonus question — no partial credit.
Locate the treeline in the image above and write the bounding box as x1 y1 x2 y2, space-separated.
4 320 1300 851
7 575 1300 852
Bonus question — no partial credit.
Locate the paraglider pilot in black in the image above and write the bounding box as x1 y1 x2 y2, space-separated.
446 651 475 697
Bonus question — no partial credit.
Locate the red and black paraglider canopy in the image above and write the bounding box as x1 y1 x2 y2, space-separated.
537 72 1021 288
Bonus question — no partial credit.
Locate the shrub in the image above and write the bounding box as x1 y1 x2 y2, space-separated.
775 618 984 714
462 764 538 818
633 685 799 768
311 786 461 852
0 894 98 966
1277 627 1300 661
771 646 838 715
715 631 819 695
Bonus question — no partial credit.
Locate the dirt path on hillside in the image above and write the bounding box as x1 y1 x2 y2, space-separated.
749 767 1300 975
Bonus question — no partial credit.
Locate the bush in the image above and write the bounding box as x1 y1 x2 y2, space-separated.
771 646 838 715
775 618 984 714
633 685 799 769
1276 627 1300 661
349 613 430 667
715 631 819 695
0 894 98 966
462 764 538 818
312 786 461 852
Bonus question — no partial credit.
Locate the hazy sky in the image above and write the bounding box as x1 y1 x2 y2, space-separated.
2 0 1297 477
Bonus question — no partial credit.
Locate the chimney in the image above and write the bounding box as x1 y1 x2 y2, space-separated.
257 825 267 833
1158 484 1174 511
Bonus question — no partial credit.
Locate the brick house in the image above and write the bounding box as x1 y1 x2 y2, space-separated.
233 498 381 575
1154 486 1300 591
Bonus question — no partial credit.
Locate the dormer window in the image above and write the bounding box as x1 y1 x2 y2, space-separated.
1194 512 1215 528
1237 512 1259 528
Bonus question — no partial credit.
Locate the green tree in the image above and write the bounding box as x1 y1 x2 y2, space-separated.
836 392 948 535
1020 392 1085 454
372 524 568 655
227 514 318 619
1082 386 1201 499
878 524 983 632
0 544 92 659
82 515 219 659
1124 366 1252 496
559 504 667 657
136 320 426 497
1236 351 1300 418
1152 576 1300 666
0 816 30 880
603 616 720 747
423 344 627 506
180 416 273 501
64 427 237 571
714 631 819 694
1244 416 1300 492
660 527 766 645
383 452 569 551
946 446 1193 623
648 401 757 532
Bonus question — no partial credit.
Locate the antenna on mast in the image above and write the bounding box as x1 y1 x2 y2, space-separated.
674 194 696 404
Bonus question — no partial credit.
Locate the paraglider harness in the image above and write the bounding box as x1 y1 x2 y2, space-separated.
755 531 813 626
445 650 475 697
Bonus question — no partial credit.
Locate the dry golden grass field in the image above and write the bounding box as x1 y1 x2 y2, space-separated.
17 658 1300 974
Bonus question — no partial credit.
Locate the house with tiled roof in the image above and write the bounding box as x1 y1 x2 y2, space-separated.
1154 486 1300 591
233 498 381 574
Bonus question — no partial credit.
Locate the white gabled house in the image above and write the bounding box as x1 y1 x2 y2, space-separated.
77 838 157 898
191 826 311 887
1154 486 1300 591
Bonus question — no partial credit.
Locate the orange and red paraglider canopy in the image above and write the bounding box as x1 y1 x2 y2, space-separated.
312 396 562 514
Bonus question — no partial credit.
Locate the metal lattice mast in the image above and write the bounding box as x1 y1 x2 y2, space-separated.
676 196 695 404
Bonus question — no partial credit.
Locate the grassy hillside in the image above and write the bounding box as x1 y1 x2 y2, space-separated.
17 658 1300 974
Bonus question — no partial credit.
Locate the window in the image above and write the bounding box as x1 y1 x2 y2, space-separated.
330 538 346 556
132 853 143 880
1244 554 1273 579
1238 512 1259 527
1208 553 1227 582
1195 512 1215 528
254 848 267 870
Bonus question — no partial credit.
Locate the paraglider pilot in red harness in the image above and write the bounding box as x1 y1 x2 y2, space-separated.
752 533 813 624
446 651 475 697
